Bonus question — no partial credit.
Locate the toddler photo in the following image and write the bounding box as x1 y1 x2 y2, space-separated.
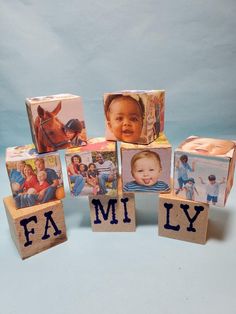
104 90 163 144
104 93 144 143
122 149 170 192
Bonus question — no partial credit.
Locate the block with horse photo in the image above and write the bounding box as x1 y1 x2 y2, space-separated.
6 144 65 209
65 137 118 197
26 94 87 153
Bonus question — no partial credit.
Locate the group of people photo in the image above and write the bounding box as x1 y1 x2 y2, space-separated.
67 152 117 196
8 157 63 208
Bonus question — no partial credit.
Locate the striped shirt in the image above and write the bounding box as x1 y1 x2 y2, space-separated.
123 180 170 192
95 160 115 175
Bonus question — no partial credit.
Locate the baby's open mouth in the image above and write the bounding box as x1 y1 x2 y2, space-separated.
122 129 133 135
143 178 152 185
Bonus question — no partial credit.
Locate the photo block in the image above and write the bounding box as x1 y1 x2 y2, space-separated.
6 144 65 209
158 193 209 244
121 133 171 193
89 179 136 232
173 136 236 207
104 90 165 144
65 137 118 197
3 196 67 259
26 93 87 153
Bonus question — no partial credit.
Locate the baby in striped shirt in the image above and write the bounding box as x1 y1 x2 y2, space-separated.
123 150 170 192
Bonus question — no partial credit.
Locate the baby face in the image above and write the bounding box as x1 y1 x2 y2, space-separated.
132 157 161 186
181 137 235 156
107 97 143 142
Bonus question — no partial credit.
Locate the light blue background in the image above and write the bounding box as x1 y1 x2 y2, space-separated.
0 1 236 313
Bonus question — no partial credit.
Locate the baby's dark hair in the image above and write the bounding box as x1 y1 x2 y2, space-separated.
180 154 188 163
104 94 145 120
208 175 216 181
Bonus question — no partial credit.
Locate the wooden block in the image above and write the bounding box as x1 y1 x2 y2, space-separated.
65 137 118 197
89 180 136 231
158 193 209 244
25 93 87 153
121 133 171 193
6 145 65 209
3 196 67 259
174 136 236 207
104 90 165 144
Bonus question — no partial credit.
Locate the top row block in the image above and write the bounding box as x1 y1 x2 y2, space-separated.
26 94 87 153
26 91 165 154
104 90 165 145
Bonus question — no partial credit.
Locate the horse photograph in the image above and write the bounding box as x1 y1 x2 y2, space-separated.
26 94 87 153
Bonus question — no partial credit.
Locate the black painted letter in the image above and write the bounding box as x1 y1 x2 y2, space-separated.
42 211 62 240
20 216 37 247
92 199 118 225
180 204 204 232
163 203 180 231
121 197 131 223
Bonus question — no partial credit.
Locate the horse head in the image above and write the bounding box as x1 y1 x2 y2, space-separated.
35 101 71 152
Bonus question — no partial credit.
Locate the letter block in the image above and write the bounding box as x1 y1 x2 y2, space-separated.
26 93 87 153
89 182 136 232
3 196 67 259
158 193 209 244
104 90 165 144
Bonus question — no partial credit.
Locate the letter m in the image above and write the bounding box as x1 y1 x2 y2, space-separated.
92 198 118 225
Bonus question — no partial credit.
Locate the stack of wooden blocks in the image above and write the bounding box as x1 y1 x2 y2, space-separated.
3 91 236 259
3 93 88 259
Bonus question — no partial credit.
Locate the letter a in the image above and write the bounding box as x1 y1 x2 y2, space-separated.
42 211 62 240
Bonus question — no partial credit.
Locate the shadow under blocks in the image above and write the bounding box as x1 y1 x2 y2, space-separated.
207 207 232 241
135 193 158 226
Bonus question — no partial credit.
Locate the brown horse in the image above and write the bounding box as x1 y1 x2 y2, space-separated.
34 102 71 153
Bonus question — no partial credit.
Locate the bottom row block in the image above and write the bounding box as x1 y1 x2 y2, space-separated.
3 187 210 259
89 191 136 232
3 197 67 259
158 193 209 244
